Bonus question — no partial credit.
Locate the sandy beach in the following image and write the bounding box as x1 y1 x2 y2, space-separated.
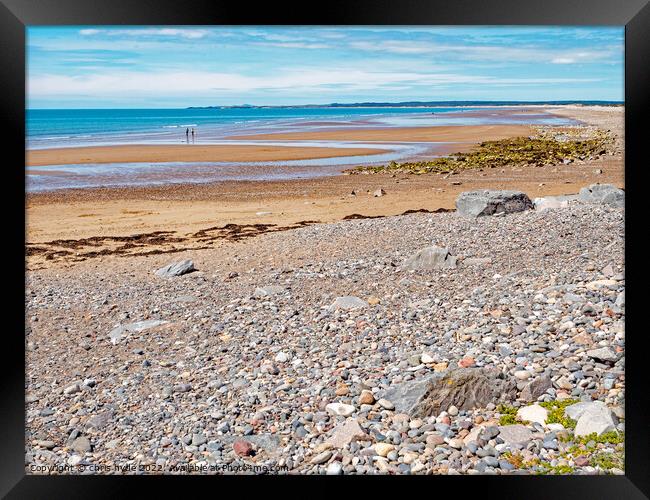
227 124 533 142
26 143 385 167
26 106 624 269
26 124 533 167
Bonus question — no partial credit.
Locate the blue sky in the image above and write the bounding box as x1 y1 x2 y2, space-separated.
27 26 624 108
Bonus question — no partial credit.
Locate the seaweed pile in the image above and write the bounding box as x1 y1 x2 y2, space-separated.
347 128 613 175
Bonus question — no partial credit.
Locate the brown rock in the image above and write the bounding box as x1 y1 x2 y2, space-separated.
335 383 350 396
359 390 375 405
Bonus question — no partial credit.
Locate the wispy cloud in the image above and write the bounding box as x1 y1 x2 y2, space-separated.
349 40 620 65
79 28 210 39
27 26 624 106
29 69 601 98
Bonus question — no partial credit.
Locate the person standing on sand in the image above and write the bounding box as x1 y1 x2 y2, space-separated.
186 128 189 142
191 128 195 143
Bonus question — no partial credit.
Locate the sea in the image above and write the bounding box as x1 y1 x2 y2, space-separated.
26 106 580 191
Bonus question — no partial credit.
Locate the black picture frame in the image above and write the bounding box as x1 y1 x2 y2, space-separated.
2 0 647 497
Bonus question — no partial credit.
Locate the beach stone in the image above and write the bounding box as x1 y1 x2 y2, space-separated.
578 184 624 207
63 383 80 395
108 320 168 345
426 433 446 447
35 440 56 449
516 404 548 425
326 462 343 475
462 425 484 445
155 259 195 277
232 440 254 457
374 443 395 457
456 190 533 217
566 401 618 437
403 246 457 270
274 351 291 363
254 285 285 297
326 418 367 448
326 403 355 417
373 188 386 197
497 425 533 446
615 291 625 307
359 390 375 405
329 296 368 311
421 352 436 364
377 399 395 410
533 194 578 211
380 368 517 418
310 450 332 464
586 347 617 363
520 375 553 402
85 410 114 430
70 436 92 453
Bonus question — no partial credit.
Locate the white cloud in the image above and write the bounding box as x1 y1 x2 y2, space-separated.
551 57 576 64
349 39 620 65
79 28 210 39
252 42 331 49
28 69 600 99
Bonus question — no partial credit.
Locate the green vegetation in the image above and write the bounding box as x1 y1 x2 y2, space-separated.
539 399 580 429
591 451 624 471
347 132 612 175
575 431 624 446
497 403 519 425
535 462 575 475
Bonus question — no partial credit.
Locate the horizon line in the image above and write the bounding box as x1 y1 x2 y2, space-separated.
27 99 625 111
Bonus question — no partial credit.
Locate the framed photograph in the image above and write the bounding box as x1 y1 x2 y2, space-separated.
2 0 648 495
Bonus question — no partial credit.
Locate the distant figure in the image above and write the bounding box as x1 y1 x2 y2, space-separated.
185 127 189 143
191 128 195 143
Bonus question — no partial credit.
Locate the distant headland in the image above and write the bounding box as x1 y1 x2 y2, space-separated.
187 100 623 110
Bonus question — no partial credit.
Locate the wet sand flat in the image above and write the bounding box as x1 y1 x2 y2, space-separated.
26 144 386 167
228 124 533 142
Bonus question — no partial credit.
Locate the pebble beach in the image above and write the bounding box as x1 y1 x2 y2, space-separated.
25 105 626 475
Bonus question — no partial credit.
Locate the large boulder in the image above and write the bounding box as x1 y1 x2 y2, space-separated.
578 184 624 207
566 401 618 437
155 259 195 277
403 246 457 270
456 190 533 217
380 368 517 418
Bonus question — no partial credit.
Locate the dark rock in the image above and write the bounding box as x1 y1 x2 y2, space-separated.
155 259 195 278
380 368 517 418
456 190 533 217
520 375 552 402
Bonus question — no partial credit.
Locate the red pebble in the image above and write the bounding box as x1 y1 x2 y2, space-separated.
233 440 254 457
458 357 475 368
